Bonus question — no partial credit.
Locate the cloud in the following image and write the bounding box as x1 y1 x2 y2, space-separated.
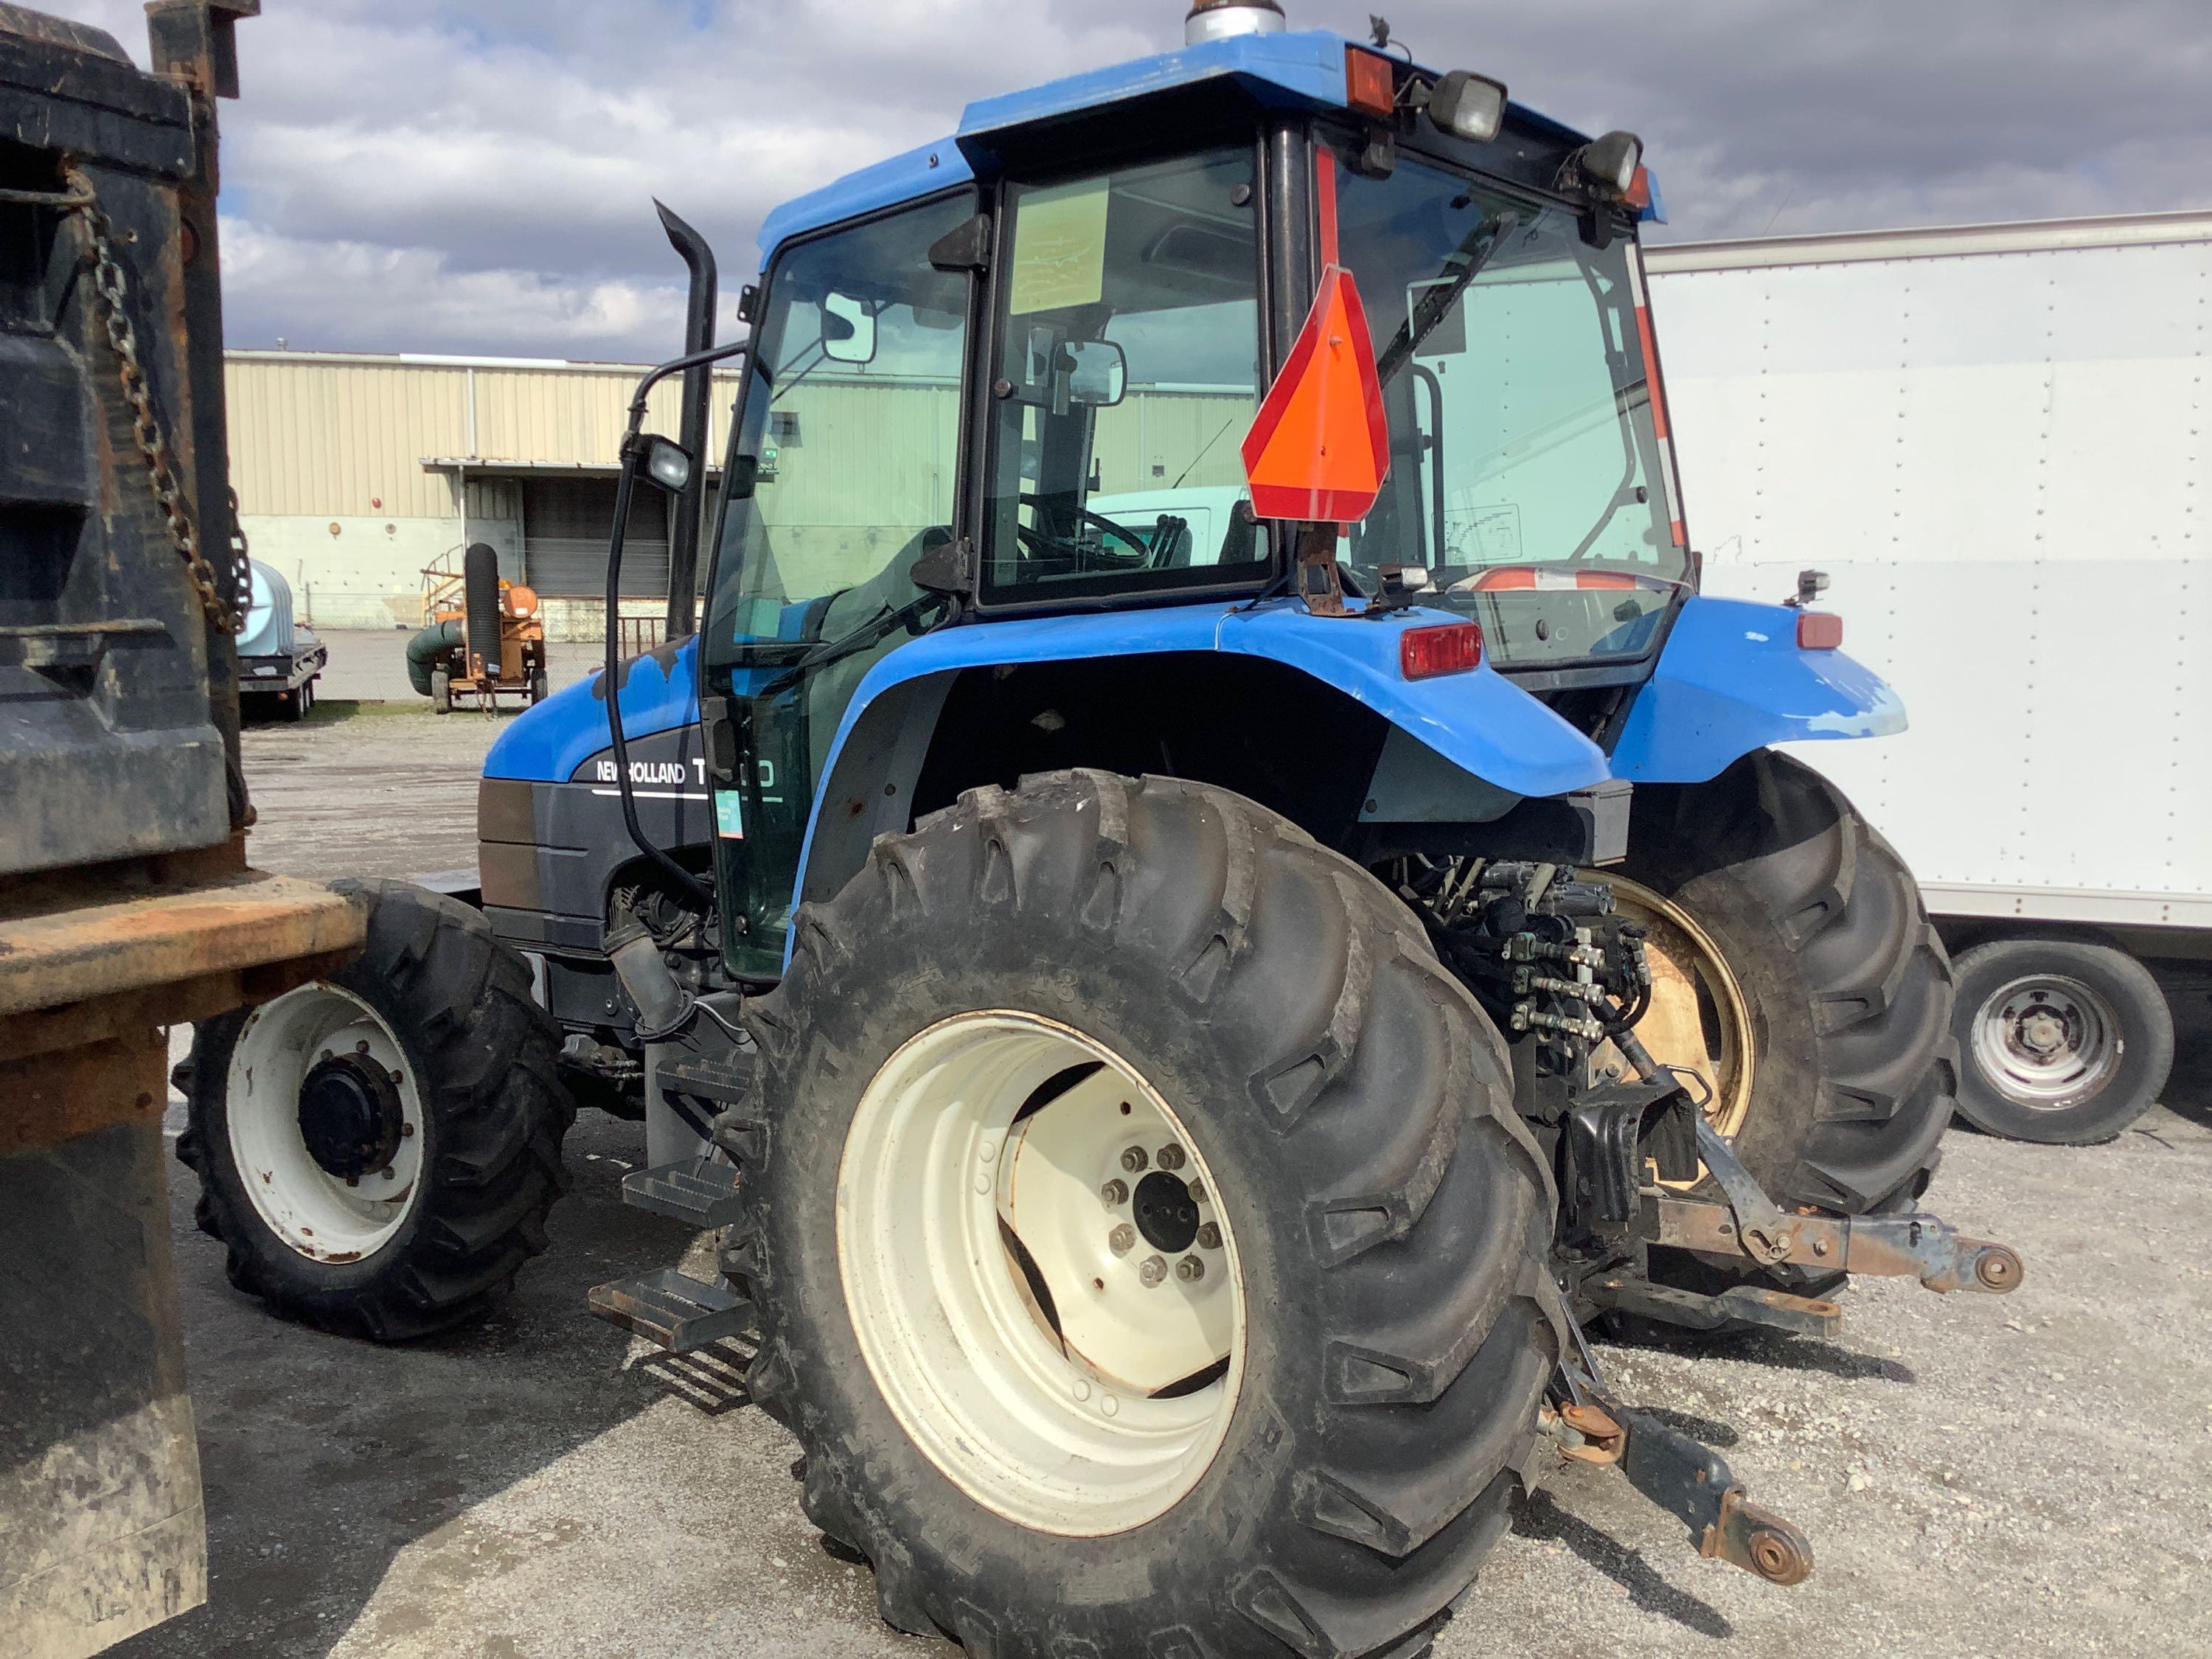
35 0 2212 356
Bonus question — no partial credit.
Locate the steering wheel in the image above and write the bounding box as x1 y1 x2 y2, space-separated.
1015 494 1155 574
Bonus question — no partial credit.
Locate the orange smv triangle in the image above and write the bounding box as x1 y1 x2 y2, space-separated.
1241 265 1391 524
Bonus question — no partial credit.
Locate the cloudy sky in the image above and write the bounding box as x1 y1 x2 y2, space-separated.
47 0 2212 361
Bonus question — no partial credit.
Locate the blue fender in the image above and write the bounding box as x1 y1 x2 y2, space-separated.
793 599 1610 903
1607 596 1906 785
837 598 1604 794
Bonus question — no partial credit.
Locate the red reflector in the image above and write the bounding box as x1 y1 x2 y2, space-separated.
1400 622 1484 680
1345 47 1396 118
1796 611 1844 650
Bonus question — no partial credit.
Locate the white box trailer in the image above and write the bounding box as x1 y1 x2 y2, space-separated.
1646 209 2211 1143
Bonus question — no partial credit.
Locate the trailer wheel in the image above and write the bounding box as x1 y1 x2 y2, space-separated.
1950 937 2171 1144
724 771 1559 1658
176 880 572 1340
528 669 549 706
1610 751 1955 1297
431 668 451 714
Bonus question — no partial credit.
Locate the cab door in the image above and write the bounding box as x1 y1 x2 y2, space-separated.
699 192 981 978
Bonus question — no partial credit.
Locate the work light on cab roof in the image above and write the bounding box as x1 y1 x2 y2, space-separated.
1182 0 1286 44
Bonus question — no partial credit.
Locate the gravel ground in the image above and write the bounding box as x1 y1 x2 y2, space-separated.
119 707 2212 1658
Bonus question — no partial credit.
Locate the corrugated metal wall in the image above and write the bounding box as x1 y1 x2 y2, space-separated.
224 351 1254 630
226 351 1250 520
223 352 741 518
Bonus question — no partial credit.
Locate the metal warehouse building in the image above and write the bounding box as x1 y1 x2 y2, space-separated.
224 350 1252 639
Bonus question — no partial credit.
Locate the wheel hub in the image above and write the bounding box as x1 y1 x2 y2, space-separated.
297 1051 405 1180
1132 1168 1201 1253
2015 1008 2071 1057
1975 974 2120 1106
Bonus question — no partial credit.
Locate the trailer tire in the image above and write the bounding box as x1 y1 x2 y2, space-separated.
1614 751 1955 1299
1949 936 2171 1144
722 771 1559 1658
176 880 572 1340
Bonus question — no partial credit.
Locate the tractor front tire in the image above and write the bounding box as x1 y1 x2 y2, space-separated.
177 880 572 1340
1613 751 1955 1298
722 771 1560 1658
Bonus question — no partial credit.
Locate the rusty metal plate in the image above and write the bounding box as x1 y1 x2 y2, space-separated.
0 872 365 1023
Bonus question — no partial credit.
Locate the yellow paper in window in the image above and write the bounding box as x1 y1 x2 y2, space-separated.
1009 178 1110 315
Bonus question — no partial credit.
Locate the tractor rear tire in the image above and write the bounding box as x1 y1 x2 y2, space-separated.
176 879 572 1340
1613 750 1955 1301
721 771 1560 1658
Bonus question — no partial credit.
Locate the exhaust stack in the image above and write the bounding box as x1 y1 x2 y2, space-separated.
1186 0 1286 45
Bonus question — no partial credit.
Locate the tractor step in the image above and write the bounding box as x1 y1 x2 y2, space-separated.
620 1155 746 1228
588 1267 754 1352
1587 1275 1843 1340
656 1052 757 1107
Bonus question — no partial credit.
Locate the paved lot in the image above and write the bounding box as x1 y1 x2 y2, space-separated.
300 629 605 707
122 709 2212 1658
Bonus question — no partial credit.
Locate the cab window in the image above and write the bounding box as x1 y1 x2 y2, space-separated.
981 148 1270 605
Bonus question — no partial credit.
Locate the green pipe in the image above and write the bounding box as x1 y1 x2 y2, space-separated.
406 617 464 697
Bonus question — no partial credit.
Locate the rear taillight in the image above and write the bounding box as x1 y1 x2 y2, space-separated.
1796 611 1843 650
1400 622 1484 679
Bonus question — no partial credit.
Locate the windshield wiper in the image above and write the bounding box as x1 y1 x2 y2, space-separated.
1374 210 1520 389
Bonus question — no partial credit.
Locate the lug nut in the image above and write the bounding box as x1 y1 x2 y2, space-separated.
1121 1147 1148 1174
355 1040 372 1055
1139 1255 1167 1287
1157 1144 1186 1171
1100 1178 1128 1208
1175 1255 1204 1283
1109 1224 1136 1256
319 1049 334 1062
1187 1179 1206 1204
1197 1222 1222 1250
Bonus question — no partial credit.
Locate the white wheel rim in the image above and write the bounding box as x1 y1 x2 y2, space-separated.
1972 973 2122 1107
226 983 425 1261
836 1011 1247 1537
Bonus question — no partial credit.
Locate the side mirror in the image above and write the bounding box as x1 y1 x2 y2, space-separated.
631 433 695 493
821 291 877 364
1067 339 1127 408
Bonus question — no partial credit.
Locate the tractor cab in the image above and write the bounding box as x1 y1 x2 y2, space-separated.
689 10 1685 975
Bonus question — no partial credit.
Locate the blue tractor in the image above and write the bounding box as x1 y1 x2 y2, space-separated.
180 4 2024 1649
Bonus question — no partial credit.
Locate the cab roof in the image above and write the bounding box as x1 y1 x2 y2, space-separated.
754 28 1596 265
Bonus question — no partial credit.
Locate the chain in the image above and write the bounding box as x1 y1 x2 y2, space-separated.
60 165 244 633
